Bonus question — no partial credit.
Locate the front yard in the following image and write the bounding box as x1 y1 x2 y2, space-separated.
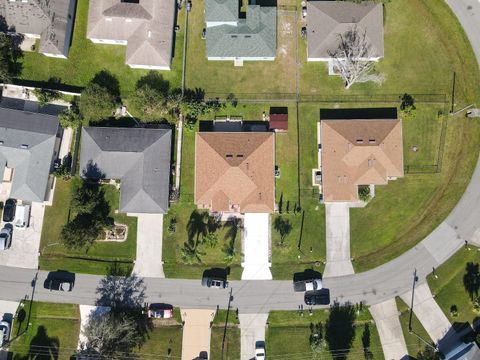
39 177 137 275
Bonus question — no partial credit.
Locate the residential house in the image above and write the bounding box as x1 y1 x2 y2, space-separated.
80 127 172 214
0 0 77 58
87 0 176 70
320 108 403 202
205 0 276 63
0 107 61 203
195 132 275 213
307 1 384 67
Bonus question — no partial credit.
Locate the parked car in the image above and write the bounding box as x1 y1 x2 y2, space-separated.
0 320 10 347
14 204 30 230
148 303 173 319
293 279 322 292
43 271 75 292
0 226 12 250
201 275 228 289
2 199 16 222
304 289 330 306
255 341 266 360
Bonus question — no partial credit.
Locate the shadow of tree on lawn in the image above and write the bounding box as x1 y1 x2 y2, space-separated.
325 302 356 360
463 262 480 300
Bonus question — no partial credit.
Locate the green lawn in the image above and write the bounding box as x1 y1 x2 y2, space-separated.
138 325 183 359
427 247 480 325
210 327 240 360
39 177 137 275
396 297 433 359
266 309 384 359
9 302 80 360
16 0 184 97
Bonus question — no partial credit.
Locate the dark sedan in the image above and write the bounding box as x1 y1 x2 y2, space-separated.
304 289 330 306
2 199 16 222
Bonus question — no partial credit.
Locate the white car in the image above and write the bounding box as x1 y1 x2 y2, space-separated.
255 342 266 360
0 320 10 347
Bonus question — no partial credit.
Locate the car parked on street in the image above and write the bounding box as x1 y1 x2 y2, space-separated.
0 320 10 347
0 226 12 250
293 278 322 292
201 275 228 289
147 303 173 319
304 288 330 306
2 199 16 222
43 271 75 292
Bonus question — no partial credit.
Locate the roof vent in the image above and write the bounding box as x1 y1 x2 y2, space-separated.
226 154 233 158
369 139 376 144
0 141 3 145
236 154 244 158
231 35 238 38
356 139 364 144
20 144 29 149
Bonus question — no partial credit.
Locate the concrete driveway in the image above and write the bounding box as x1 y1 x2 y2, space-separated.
241 213 272 280
181 308 215 360
324 203 354 277
0 202 45 269
370 298 409 360
400 283 451 343
130 213 165 278
239 313 268 360
78 305 110 349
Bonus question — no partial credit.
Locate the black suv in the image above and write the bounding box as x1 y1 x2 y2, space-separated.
202 276 228 289
304 288 330 305
2 199 16 222
43 271 75 292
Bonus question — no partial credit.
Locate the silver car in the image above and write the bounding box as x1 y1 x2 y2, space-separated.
0 227 12 250
0 320 10 347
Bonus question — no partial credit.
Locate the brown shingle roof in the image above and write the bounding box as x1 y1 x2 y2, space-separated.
195 132 275 213
321 118 404 202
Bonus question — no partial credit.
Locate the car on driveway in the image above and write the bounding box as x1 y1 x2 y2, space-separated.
201 275 228 289
255 341 266 359
304 289 330 306
0 320 10 347
0 226 12 250
148 303 173 319
2 199 16 222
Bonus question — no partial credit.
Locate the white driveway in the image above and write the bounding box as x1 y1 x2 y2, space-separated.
324 203 354 277
241 213 272 280
370 298 409 360
77 305 110 349
400 283 451 343
130 213 165 278
239 313 268 360
181 308 215 360
0 202 45 269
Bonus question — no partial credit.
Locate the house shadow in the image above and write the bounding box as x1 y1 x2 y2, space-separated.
320 107 398 120
249 0 277 7
12 325 60 360
293 269 322 282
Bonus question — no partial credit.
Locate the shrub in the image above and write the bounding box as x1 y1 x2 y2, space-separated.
358 185 371 202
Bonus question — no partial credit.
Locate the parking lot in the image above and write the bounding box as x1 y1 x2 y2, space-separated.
0 202 45 269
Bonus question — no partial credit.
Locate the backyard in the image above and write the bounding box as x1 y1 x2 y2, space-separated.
39 177 137 275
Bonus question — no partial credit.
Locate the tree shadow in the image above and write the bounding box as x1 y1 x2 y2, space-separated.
95 273 146 311
91 70 120 99
20 325 60 360
136 71 171 95
325 302 356 360
463 262 480 300
274 216 293 245
187 210 208 243
223 217 241 244
362 324 373 359
81 161 106 180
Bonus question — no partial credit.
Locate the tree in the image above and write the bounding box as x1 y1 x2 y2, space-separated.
202 231 219 249
416 344 441 360
358 185 371 202
59 107 83 129
61 214 105 249
32 88 60 107
79 82 117 122
129 84 168 122
328 27 384 89
274 217 293 246
0 33 23 83
181 239 206 264
400 93 417 120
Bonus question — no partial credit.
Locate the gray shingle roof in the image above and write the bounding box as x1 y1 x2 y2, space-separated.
205 0 238 23
0 0 77 57
307 1 384 59
0 108 59 202
80 127 172 214
206 5 276 58
87 0 175 69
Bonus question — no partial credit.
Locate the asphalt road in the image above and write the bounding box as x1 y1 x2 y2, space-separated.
0 0 479 314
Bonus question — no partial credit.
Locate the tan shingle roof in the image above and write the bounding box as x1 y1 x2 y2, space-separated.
321 119 404 202
195 132 275 213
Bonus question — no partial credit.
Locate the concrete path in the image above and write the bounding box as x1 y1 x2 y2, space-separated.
175 115 183 190
131 213 165 278
324 203 354 277
239 313 268 360
370 299 409 360
181 308 215 360
77 305 110 349
241 213 272 280
59 127 73 160
400 283 451 343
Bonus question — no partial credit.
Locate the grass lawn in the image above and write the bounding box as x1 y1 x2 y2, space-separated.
39 177 137 275
396 297 433 358
210 327 241 360
9 301 80 360
184 0 296 96
266 309 384 359
16 0 184 97
427 247 480 325
138 325 183 359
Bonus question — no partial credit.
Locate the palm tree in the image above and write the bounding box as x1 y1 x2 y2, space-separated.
181 239 205 264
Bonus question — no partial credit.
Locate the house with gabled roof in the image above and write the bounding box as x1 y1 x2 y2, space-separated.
205 0 276 63
0 0 77 58
320 108 403 202
80 127 172 214
0 107 61 203
87 0 176 70
195 132 275 213
307 0 384 63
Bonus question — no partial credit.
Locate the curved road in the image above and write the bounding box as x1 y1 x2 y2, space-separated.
1 0 479 314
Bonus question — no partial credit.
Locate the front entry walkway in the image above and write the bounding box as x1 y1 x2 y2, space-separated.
370 298 409 360
400 283 451 343
239 313 268 360
181 309 215 360
241 213 272 280
324 203 354 277
130 213 165 278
